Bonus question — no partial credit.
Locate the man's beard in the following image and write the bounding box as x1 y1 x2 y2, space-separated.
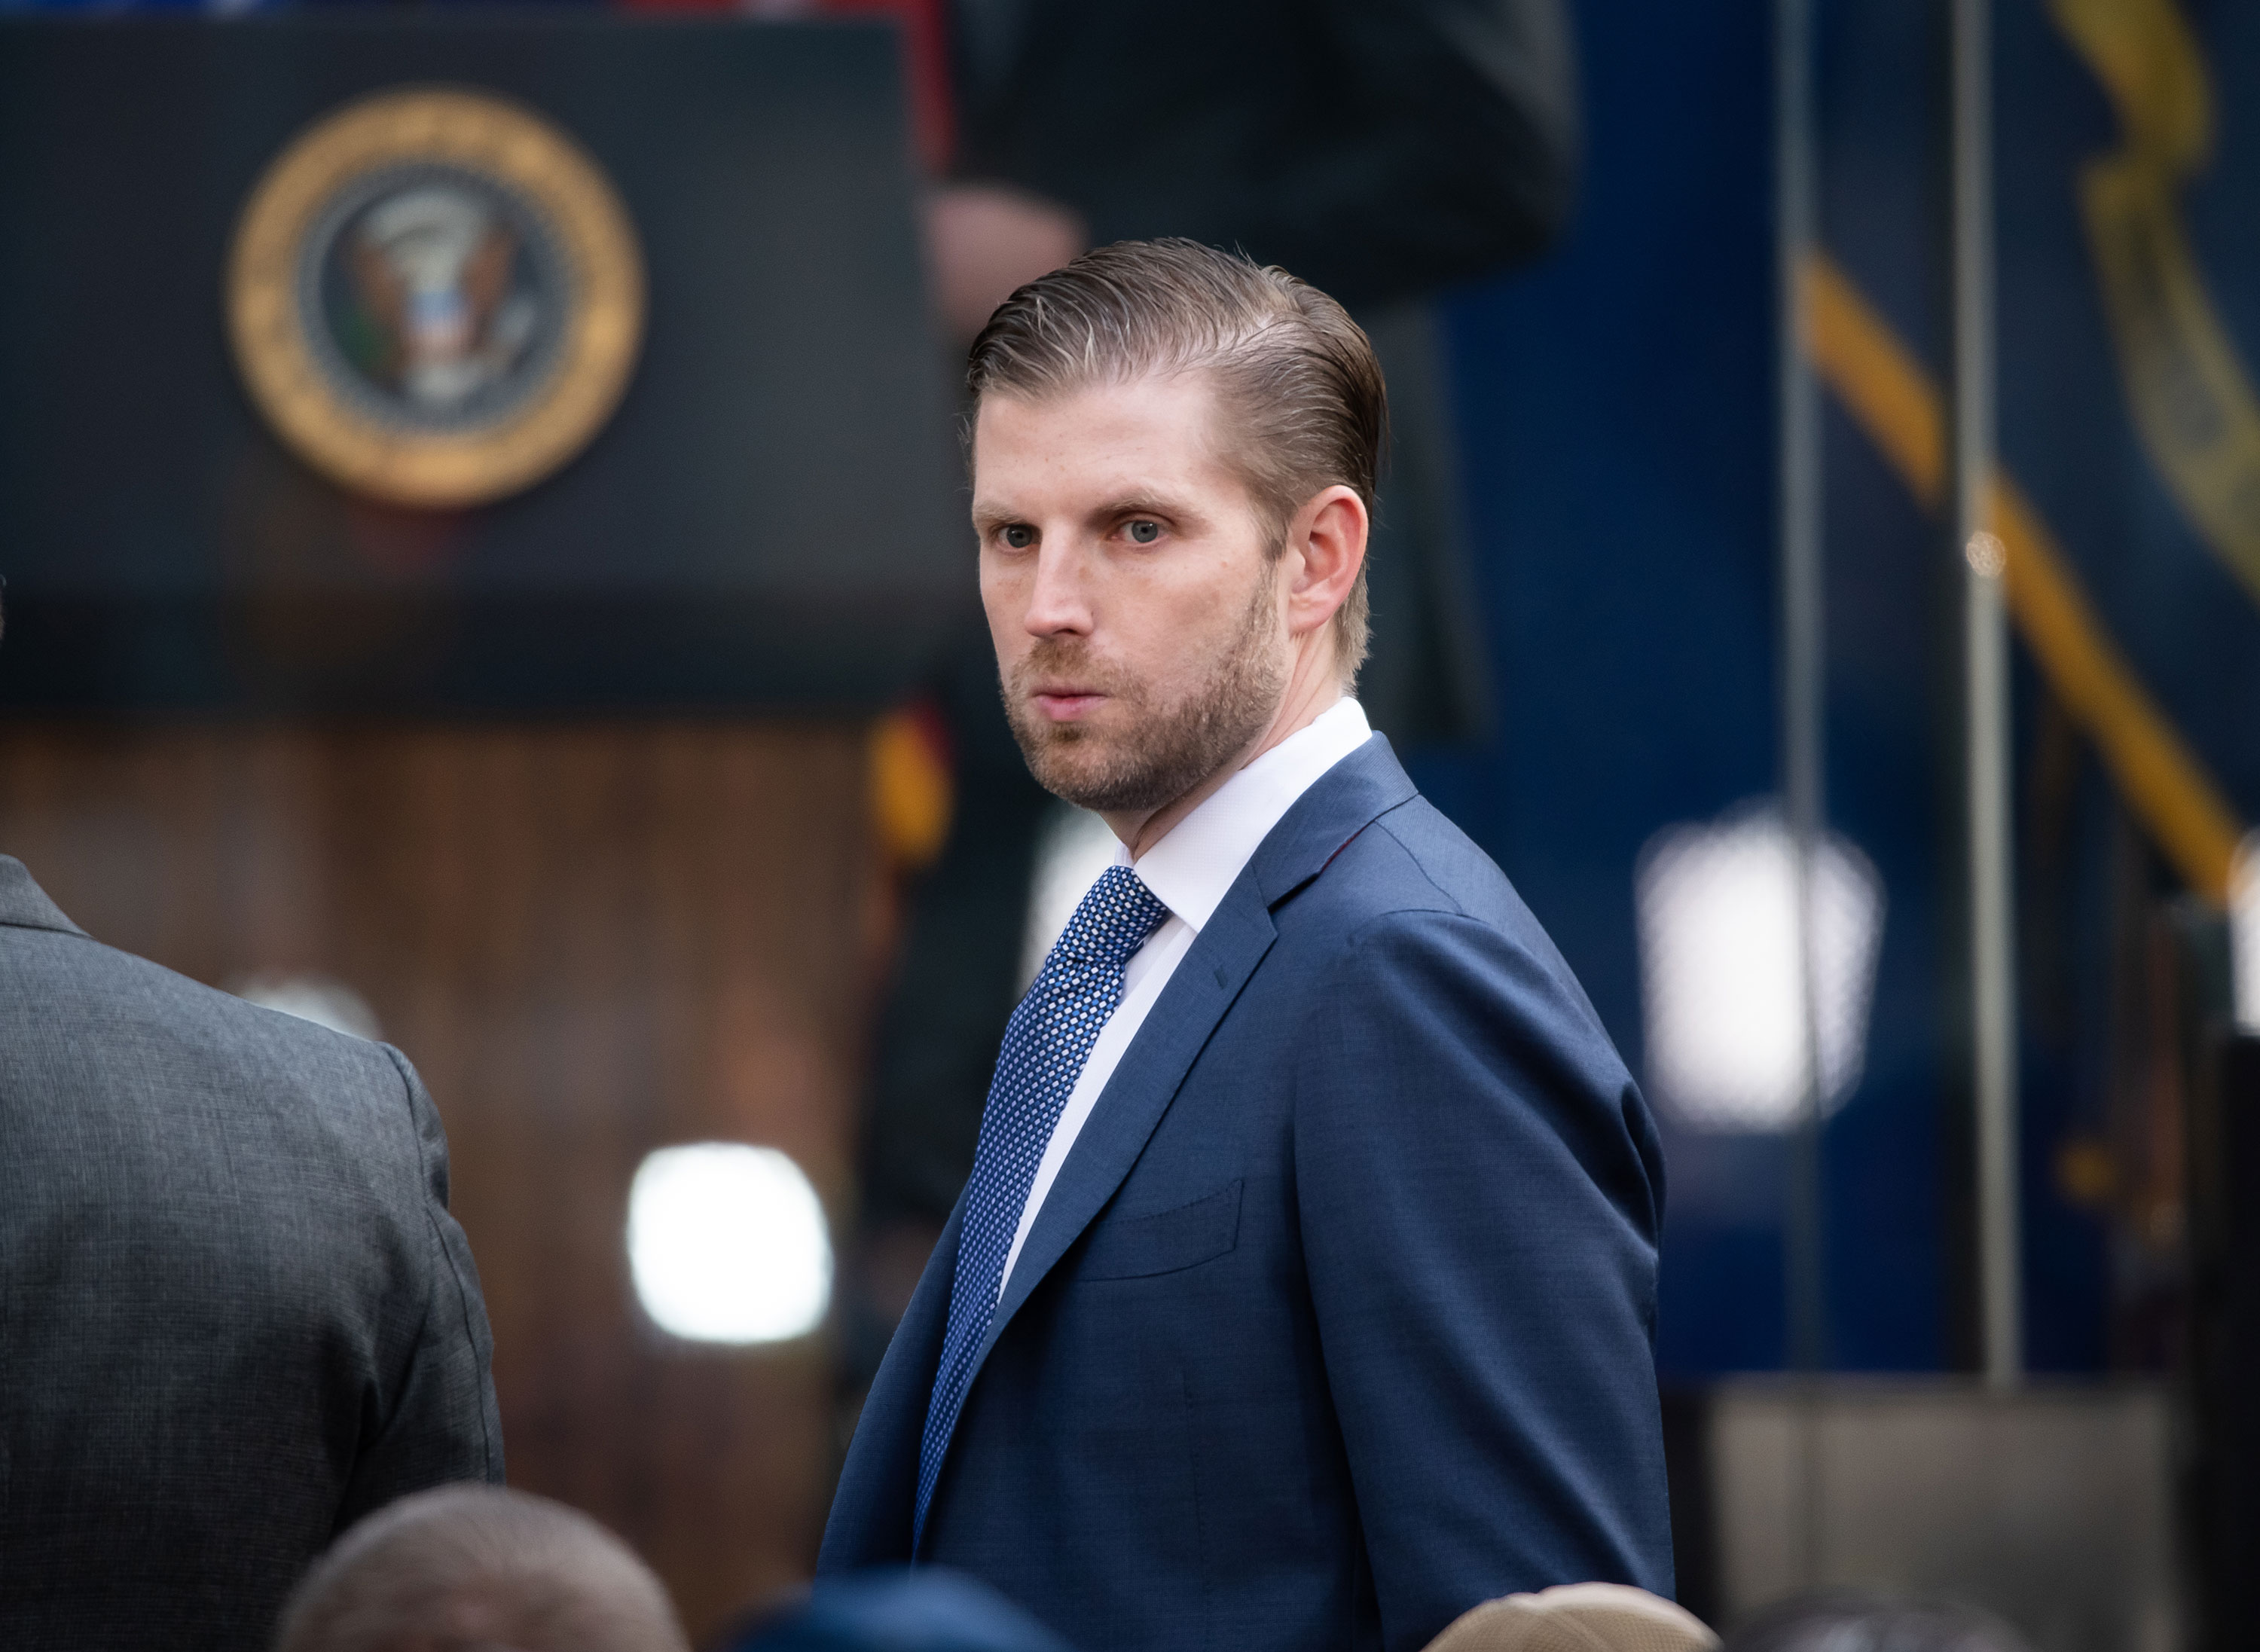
1001 572 1287 814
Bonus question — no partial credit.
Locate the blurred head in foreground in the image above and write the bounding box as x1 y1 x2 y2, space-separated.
274 1484 689 1652
1723 1595 2032 1652
967 238 1382 832
726 1566 1070 1652
1425 1583 1719 1652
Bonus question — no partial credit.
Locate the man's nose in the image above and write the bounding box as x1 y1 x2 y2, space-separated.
1022 541 1095 635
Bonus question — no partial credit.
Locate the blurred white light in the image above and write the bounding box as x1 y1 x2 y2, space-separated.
1019 802 1125 992
1635 807 1886 1131
2232 832 2260 1034
627 1144 832 1345
228 973 382 1040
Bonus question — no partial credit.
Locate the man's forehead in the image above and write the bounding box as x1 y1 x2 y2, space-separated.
971 371 1232 501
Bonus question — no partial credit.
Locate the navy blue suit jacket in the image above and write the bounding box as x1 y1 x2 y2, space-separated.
821 737 1672 1650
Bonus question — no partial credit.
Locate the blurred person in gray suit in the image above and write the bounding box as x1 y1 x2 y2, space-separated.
0 792 502 1641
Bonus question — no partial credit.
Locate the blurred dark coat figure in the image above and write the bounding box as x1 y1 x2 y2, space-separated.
728 1567 1071 1652
275 1485 687 1652
860 0 1580 1297
1722 1596 2034 1652
950 0 1576 310
0 856 503 1649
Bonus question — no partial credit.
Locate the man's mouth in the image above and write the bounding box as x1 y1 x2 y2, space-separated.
1030 689 1107 722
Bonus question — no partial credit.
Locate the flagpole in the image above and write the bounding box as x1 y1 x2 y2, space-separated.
1776 0 1827 1381
1953 0 2023 1389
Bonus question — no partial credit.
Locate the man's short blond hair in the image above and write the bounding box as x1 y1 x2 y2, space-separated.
967 238 1388 683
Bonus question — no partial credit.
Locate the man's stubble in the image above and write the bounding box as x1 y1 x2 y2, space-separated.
1001 564 1287 814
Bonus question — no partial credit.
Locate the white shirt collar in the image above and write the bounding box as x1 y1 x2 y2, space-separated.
1116 698 1373 933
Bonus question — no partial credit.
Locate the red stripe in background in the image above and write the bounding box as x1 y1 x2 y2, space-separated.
615 0 954 175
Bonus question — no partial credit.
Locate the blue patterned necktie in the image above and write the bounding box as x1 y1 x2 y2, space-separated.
915 864 1171 1541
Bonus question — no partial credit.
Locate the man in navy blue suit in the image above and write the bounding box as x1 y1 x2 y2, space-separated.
822 240 1672 1651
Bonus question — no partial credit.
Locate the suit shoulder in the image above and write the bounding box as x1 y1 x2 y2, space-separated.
1281 794 1618 1043
0 921 420 1157
1272 795 1662 1250
1307 795 1532 936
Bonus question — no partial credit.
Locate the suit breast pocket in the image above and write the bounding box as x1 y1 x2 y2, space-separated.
1077 1180 1243 1281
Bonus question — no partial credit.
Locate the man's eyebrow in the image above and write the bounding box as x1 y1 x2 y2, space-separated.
1091 493 1193 525
970 492 1206 536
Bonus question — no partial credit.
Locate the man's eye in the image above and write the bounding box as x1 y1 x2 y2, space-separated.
1125 520 1162 545
1001 525 1037 549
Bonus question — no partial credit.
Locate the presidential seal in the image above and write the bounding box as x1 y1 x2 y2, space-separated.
227 88 645 509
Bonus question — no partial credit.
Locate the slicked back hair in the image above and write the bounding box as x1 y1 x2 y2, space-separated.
967 239 1387 682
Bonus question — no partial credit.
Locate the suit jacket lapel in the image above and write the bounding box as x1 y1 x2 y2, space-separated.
933 737 1420 1487
899 891 1276 1559
823 1199 962 1568
979 887 1278 1356
889 739 1419 1549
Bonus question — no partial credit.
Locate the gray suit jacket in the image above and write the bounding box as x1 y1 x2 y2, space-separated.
0 856 503 1647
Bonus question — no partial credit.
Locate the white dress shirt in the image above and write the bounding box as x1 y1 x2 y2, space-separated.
997 696 1373 1290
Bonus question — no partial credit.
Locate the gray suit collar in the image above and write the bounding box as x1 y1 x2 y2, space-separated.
0 857 85 937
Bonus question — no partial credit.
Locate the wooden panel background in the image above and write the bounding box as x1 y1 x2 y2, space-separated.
0 721 882 1638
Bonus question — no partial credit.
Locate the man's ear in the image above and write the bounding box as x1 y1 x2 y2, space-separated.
1282 486 1367 640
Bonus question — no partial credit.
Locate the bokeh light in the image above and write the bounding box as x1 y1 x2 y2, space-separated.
627 1144 832 1345
228 973 383 1041
1018 802 1123 992
1635 807 1885 1132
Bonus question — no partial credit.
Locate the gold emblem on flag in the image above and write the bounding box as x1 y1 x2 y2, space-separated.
227 87 644 509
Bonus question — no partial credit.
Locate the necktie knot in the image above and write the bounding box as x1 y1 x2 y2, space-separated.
1050 865 1171 975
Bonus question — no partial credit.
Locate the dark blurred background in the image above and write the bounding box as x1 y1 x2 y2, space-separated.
2 0 2256 1646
